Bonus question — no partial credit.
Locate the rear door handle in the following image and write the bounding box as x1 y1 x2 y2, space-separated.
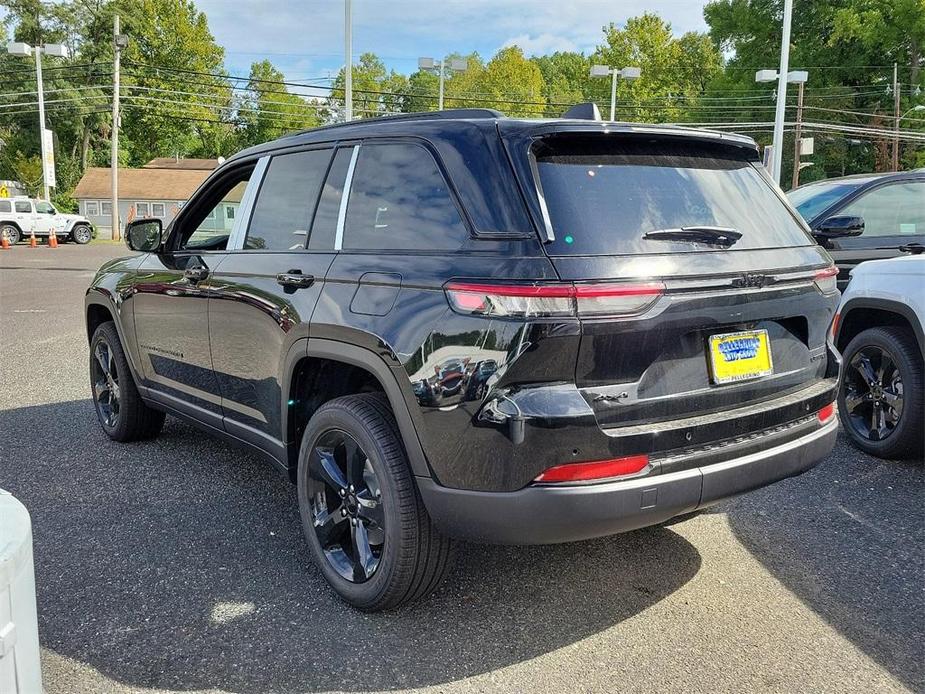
184 266 209 282
276 270 315 288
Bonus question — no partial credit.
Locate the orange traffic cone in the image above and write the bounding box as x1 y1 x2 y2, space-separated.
48 229 58 248
1 234 10 250
28 230 37 248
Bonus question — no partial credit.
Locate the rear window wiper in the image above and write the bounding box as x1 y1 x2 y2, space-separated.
643 226 742 247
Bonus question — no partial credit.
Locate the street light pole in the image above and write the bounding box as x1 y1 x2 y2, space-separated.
438 60 446 111
892 62 900 171
609 69 618 122
34 46 50 201
591 65 641 121
419 57 468 111
344 0 353 121
770 0 794 185
6 41 69 201
791 79 805 189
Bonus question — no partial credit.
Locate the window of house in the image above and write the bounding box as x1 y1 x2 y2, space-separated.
342 143 468 251
101 202 112 216
838 182 925 237
14 201 32 213
245 149 331 251
152 202 166 218
225 205 235 220
85 201 99 216
136 202 150 217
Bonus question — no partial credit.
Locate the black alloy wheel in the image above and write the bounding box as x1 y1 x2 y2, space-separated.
297 393 454 610
838 326 924 459
91 338 121 428
89 321 165 441
843 344 903 443
307 429 385 583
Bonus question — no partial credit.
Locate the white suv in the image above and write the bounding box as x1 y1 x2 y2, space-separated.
0 197 93 245
834 253 925 459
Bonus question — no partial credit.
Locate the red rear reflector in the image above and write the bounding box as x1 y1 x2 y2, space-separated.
818 402 836 423
534 454 650 483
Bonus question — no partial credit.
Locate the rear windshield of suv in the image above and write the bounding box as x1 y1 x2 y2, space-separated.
533 137 813 256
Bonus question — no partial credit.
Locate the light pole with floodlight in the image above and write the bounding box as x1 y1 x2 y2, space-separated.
6 41 70 201
418 57 468 110
756 68 808 188
590 64 641 121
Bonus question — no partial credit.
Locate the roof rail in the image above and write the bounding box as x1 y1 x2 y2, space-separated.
287 108 504 138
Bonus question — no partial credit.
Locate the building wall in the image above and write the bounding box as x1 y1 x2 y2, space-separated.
78 198 239 240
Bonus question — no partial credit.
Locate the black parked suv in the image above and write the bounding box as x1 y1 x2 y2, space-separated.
788 170 925 290
86 109 841 610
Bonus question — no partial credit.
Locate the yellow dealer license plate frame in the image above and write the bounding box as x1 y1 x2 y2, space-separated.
708 329 773 384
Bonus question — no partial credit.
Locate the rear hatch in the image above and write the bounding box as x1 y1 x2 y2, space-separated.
506 127 839 437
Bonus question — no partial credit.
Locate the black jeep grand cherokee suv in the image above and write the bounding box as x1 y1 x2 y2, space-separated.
86 109 841 610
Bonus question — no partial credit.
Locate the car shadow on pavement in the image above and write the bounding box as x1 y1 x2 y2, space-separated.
724 436 924 691
0 400 702 693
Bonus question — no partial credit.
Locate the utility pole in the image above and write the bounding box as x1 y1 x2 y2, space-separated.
892 62 900 171
344 0 352 121
791 79 806 189
111 15 125 241
770 0 794 185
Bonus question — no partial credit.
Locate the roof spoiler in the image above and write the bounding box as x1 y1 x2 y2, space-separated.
562 102 602 121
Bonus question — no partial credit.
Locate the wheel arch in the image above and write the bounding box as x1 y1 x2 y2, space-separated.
282 339 431 482
837 298 924 357
85 293 144 386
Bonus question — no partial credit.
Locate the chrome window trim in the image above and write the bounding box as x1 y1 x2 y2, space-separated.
334 145 360 251
227 155 270 251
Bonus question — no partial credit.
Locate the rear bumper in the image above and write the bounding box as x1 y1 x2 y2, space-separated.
418 418 837 544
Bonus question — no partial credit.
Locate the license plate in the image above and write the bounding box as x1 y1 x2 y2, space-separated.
708 329 773 384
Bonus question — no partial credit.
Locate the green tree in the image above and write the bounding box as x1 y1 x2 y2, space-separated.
237 60 319 147
330 52 410 119
705 0 925 180
594 13 723 122
532 51 591 116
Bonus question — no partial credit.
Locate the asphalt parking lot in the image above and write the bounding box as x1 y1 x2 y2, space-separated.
1 242 923 694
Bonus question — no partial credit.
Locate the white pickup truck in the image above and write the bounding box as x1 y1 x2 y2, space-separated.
0 197 93 244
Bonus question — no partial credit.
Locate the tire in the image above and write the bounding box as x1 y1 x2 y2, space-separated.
838 326 924 459
89 321 165 442
297 393 454 611
1 224 21 245
71 224 92 244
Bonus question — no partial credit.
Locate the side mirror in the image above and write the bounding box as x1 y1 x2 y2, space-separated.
813 215 864 240
125 218 163 252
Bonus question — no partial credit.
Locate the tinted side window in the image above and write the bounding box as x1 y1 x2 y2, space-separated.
246 149 331 251
0 201 10 213
308 147 352 251
839 182 925 237
14 201 31 213
343 143 468 251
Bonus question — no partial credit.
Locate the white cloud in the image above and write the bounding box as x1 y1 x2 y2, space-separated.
501 33 580 57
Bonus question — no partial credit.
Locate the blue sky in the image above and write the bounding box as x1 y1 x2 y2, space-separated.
198 0 710 85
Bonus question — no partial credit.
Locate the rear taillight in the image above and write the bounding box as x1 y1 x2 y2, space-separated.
817 402 836 424
534 454 650 483
445 281 665 318
814 266 839 294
